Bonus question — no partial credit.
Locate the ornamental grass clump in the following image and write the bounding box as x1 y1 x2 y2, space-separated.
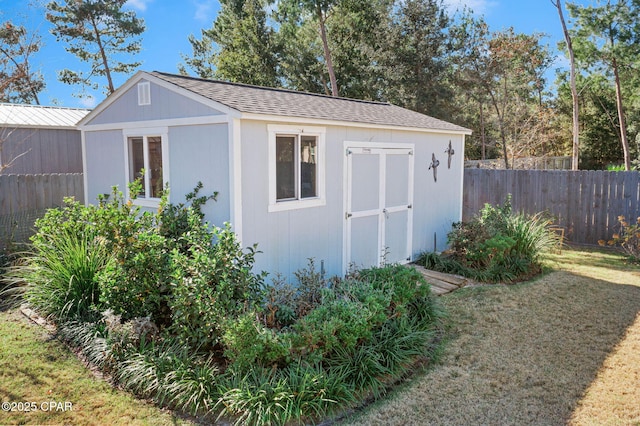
14 231 113 321
420 195 559 283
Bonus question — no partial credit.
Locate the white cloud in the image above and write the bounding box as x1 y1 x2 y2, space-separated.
125 0 152 12
441 0 498 15
79 95 97 109
193 1 215 22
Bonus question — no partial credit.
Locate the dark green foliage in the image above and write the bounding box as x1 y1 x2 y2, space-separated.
158 182 218 250
181 0 280 87
420 196 559 282
222 311 292 370
16 231 112 321
169 223 264 350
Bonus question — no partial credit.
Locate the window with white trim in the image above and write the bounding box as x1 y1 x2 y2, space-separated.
268 125 325 212
124 128 168 205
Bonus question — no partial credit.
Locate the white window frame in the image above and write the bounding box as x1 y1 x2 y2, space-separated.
268 124 326 212
123 127 169 208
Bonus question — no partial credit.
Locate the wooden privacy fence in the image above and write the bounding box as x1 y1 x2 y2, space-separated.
463 169 640 246
0 173 84 248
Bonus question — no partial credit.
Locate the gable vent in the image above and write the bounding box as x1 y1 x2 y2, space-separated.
138 81 151 106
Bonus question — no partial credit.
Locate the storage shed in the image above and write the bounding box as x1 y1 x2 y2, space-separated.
0 103 88 174
79 71 471 280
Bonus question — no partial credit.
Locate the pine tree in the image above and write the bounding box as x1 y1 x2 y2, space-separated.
181 0 279 88
568 0 640 170
46 0 145 96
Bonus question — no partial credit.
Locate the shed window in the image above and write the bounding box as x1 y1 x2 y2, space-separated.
268 125 325 212
128 135 164 199
276 135 317 201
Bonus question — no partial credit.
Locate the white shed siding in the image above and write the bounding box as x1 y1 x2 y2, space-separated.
238 120 465 283
86 80 225 126
408 132 465 255
80 71 469 284
240 121 342 280
168 124 231 226
84 130 127 203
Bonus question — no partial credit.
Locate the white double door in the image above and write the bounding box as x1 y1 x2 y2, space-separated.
344 143 414 270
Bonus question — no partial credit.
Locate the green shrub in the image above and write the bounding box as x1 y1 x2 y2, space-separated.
222 312 292 371
158 181 218 253
423 195 558 282
169 223 265 351
13 182 447 425
293 295 378 361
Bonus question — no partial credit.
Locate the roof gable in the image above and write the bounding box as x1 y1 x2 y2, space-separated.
150 72 471 134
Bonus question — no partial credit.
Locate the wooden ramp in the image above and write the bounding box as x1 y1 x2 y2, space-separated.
412 265 469 295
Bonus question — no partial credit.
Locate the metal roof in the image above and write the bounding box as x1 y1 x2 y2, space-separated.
150 72 471 134
0 103 90 129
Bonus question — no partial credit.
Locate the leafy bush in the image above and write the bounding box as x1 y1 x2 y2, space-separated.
222 311 292 370
420 195 558 282
604 215 640 262
168 222 264 351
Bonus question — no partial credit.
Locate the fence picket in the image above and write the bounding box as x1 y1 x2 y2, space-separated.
463 169 640 245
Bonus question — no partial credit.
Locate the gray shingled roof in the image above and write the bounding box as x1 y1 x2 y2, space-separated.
151 72 470 133
0 103 90 129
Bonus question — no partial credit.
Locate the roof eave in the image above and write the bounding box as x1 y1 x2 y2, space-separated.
238 112 472 135
1 124 80 131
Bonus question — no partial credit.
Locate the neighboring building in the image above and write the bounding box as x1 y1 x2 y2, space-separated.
0 103 89 174
78 71 471 280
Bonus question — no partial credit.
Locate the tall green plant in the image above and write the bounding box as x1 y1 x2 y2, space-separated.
18 231 113 321
169 222 265 351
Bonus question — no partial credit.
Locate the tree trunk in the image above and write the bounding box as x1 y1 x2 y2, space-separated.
479 99 486 160
488 88 510 169
554 0 580 170
91 15 114 94
316 4 338 97
612 56 631 170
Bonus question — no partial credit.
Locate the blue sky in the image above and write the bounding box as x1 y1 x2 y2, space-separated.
2 0 590 109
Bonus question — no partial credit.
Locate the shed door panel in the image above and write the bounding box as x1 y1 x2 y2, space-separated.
351 154 380 212
350 215 381 269
345 146 413 271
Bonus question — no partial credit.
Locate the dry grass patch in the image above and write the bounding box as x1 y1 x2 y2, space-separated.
0 308 194 426
341 247 640 425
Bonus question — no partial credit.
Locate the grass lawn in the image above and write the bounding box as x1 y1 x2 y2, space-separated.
341 247 640 425
0 307 194 426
